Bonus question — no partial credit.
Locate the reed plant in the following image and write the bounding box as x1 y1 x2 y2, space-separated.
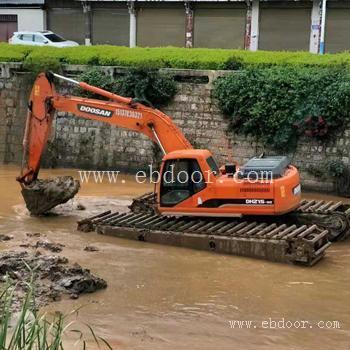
0 276 112 350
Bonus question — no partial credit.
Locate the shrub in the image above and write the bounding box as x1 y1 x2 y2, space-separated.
115 67 177 107
213 67 350 150
23 56 62 79
325 159 347 178
77 66 177 107
307 160 350 196
76 67 116 98
308 160 346 179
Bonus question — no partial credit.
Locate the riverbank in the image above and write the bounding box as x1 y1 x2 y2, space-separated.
1 164 350 350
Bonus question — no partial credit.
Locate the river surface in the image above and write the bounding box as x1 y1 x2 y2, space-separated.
1 164 350 350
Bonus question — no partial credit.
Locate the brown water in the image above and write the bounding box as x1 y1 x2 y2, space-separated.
1 164 350 350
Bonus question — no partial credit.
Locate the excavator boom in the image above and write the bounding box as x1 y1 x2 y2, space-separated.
18 72 192 184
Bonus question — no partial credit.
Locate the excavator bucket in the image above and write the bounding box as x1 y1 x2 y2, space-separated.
18 73 80 215
21 176 80 216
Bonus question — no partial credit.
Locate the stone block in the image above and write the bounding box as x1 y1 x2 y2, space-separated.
5 98 14 107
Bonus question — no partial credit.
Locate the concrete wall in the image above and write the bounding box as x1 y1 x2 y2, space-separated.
0 8 46 32
0 63 30 164
0 63 348 193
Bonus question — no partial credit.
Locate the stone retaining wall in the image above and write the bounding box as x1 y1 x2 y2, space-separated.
0 63 348 193
0 63 30 165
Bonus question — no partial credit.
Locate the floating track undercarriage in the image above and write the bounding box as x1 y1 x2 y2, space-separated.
77 193 350 266
129 193 350 242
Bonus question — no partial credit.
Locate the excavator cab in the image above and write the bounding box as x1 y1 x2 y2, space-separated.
157 150 301 217
159 153 208 207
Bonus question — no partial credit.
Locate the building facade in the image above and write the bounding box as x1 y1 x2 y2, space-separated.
1 0 350 53
0 0 45 41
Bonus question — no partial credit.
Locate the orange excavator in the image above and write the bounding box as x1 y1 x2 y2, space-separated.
16 72 350 264
18 72 301 217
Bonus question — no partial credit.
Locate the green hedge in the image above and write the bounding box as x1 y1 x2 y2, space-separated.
213 67 350 150
3 43 350 70
0 44 33 62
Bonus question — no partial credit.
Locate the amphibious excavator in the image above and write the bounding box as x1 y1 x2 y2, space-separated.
17 72 350 265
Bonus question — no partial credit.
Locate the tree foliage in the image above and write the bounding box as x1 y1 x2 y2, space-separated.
213 67 350 150
77 67 176 107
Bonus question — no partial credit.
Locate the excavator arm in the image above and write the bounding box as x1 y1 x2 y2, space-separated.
18 72 192 185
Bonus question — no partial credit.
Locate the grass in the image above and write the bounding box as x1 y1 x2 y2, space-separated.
3 43 350 70
0 275 113 350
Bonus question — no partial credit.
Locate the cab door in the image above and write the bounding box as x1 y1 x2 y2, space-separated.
159 158 206 208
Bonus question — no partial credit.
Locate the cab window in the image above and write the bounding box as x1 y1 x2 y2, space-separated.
206 156 220 176
160 158 206 207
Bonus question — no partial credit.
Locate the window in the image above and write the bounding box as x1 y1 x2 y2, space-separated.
0 15 17 22
192 159 206 193
34 34 45 43
206 156 220 176
44 33 65 42
160 158 206 207
21 34 34 42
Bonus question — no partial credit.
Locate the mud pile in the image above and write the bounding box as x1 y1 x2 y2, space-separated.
19 240 65 252
0 234 13 242
0 251 107 309
21 176 80 216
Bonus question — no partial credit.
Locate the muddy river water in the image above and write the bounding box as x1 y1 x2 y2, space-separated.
1 165 350 350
